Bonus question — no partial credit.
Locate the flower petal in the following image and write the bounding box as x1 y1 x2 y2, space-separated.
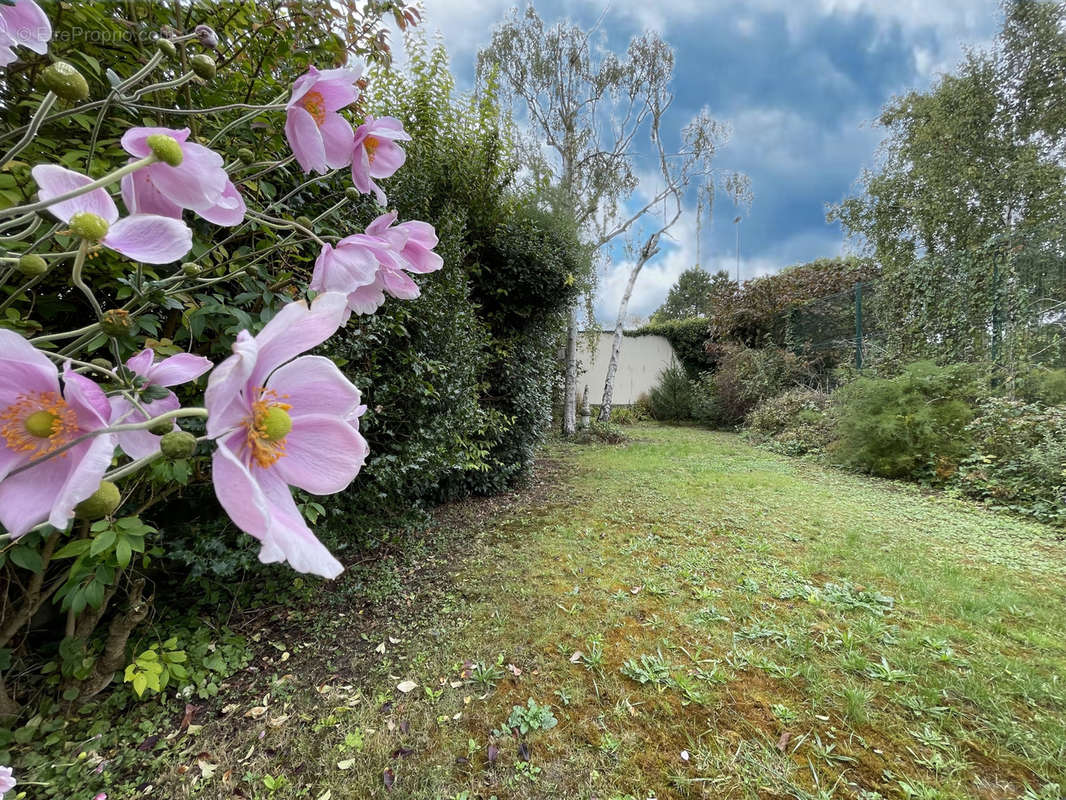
346 279 387 316
368 138 406 179
213 440 271 539
266 355 362 420
255 468 343 578
0 451 71 536
48 433 116 531
119 126 191 159
379 267 421 299
31 164 118 224
147 352 213 387
285 106 327 174
320 113 354 169
273 413 367 495
0 329 58 408
110 393 179 460
120 166 182 218
196 180 246 226
3 0 51 54
204 331 256 438
247 293 347 389
103 214 192 263
62 364 110 429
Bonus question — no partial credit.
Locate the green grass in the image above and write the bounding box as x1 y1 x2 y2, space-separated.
155 424 1066 799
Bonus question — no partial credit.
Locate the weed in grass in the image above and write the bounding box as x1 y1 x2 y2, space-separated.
470 657 505 692
840 684 875 724
620 651 675 689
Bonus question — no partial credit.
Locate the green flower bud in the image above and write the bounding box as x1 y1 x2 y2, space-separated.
344 186 361 201
148 418 174 436
181 261 202 277
156 37 177 59
244 264 261 278
75 481 121 520
39 61 90 102
68 211 109 243
159 430 197 459
16 253 48 277
146 133 183 167
294 216 313 229
190 53 216 80
237 148 255 164
99 309 132 338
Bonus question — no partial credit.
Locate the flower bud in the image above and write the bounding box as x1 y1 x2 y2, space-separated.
99 309 133 338
68 212 109 243
148 418 174 436
294 216 313 229
244 264 261 278
236 148 255 164
160 430 197 460
156 37 177 59
16 253 48 277
194 24 219 48
344 187 361 201
39 61 90 102
146 134 183 167
75 481 121 520
181 261 202 277
190 54 216 80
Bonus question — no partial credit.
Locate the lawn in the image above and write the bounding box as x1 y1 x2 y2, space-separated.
155 424 1066 800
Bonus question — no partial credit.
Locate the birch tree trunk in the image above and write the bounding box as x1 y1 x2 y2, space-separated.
563 305 579 435
599 235 659 422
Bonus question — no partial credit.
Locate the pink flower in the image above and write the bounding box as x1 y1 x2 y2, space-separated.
0 331 115 538
0 0 50 67
285 65 363 175
31 165 192 263
350 115 410 206
109 349 212 459
120 127 245 226
204 293 368 578
310 211 442 319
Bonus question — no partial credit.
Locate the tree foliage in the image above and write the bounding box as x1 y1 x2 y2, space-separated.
650 267 730 322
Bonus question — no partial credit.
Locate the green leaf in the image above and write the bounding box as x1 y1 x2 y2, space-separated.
10 545 44 573
90 529 117 556
54 539 92 559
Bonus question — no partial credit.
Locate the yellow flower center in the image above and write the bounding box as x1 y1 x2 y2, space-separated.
364 135 380 164
0 391 79 457
300 90 327 127
244 389 293 469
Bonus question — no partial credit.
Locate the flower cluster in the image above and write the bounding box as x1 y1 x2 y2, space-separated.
0 16 441 579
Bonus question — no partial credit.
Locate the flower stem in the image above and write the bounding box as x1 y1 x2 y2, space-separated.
0 155 157 219
0 91 57 167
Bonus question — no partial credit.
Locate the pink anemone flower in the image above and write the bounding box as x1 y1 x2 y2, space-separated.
204 293 368 578
0 0 50 67
31 165 192 264
285 65 363 175
120 127 246 226
109 349 212 460
350 115 410 206
309 211 442 319
0 331 115 538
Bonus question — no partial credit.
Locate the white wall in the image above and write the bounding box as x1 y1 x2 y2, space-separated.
577 332 677 406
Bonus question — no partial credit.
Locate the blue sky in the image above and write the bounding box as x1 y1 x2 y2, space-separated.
413 0 1002 323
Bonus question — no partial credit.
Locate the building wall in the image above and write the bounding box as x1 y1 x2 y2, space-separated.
576 332 677 406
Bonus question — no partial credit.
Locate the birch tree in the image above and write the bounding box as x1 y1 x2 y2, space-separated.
477 7 682 435
596 103 750 422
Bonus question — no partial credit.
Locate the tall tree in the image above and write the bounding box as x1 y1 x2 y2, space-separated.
596 101 749 422
651 267 731 322
478 7 683 435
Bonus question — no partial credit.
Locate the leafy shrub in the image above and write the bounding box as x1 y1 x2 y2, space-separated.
610 404 650 425
574 420 627 445
1016 367 1066 406
690 373 724 426
710 345 809 426
745 388 835 456
648 363 695 421
831 362 984 479
952 398 1066 523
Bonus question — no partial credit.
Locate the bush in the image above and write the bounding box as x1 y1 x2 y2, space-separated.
1016 367 1066 406
649 363 696 421
690 373 724 426
711 345 809 426
831 361 984 479
745 389 835 456
610 404 650 425
574 420 627 445
952 398 1066 523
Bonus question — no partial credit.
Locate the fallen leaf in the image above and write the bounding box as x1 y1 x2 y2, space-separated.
337 759 356 770
197 760 218 780
267 715 289 728
449 680 463 688
316 791 332 800
506 663 521 678
396 680 418 693
383 767 395 789
280 651 290 662
569 651 583 663
487 743 499 763
777 732 792 753
389 636 401 644
375 642 386 654
518 741 531 761
221 704 239 715
399 720 410 735
245 706 267 719
179 704 200 732
680 750 690 762
631 585 643 594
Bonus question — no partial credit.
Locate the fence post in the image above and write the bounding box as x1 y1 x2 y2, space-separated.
854 281 863 370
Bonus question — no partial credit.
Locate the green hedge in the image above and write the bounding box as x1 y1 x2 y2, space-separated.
628 318 712 377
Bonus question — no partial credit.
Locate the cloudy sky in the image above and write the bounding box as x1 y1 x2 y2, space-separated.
409 0 1003 324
